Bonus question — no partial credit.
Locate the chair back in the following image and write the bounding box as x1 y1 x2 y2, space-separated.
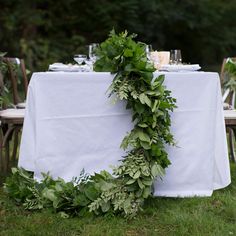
220 57 236 107
2 57 28 106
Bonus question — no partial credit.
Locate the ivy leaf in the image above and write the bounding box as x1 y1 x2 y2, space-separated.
138 130 150 142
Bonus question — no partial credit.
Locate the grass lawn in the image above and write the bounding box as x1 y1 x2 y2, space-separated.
0 164 235 236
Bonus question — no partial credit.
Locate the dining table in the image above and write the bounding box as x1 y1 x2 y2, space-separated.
18 71 231 197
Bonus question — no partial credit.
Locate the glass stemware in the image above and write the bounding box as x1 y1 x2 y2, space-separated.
170 50 182 64
88 43 99 63
145 44 153 61
74 54 87 65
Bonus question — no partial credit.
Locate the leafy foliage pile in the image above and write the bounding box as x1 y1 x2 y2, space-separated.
4 31 176 218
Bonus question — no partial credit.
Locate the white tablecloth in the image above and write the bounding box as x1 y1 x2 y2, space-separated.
18 71 231 197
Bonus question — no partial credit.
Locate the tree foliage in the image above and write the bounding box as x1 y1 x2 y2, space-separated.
0 0 236 70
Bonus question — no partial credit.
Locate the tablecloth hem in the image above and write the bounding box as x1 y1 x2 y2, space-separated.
213 180 231 190
153 190 213 197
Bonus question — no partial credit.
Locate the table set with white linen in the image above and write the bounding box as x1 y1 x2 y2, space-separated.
18 71 231 197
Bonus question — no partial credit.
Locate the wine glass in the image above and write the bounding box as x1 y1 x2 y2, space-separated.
88 43 99 63
145 44 153 61
74 54 87 65
170 50 182 64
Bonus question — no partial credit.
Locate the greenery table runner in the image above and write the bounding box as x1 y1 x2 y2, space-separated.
4 31 176 218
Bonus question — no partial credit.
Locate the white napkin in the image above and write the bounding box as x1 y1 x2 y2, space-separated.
49 63 91 72
159 64 201 72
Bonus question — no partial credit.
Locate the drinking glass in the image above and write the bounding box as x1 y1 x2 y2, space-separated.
145 44 153 61
74 54 87 65
88 43 99 63
170 50 182 64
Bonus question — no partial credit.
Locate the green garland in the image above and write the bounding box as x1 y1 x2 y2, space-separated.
4 30 176 218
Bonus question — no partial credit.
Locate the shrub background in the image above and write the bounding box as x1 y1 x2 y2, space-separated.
0 0 236 71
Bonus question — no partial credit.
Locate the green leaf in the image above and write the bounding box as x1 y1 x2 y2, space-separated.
134 102 145 114
101 201 110 212
123 49 133 57
73 194 90 207
138 130 150 142
137 179 145 189
140 141 151 150
142 187 151 198
152 100 159 112
152 75 165 89
100 182 115 192
54 183 63 192
142 179 152 186
42 189 57 202
84 183 100 201
138 123 148 128
133 170 141 179
126 179 136 185
151 164 165 178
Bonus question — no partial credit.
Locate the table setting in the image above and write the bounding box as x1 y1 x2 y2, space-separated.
6 30 231 218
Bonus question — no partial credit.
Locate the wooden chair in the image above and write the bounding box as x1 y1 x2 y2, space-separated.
0 57 28 172
221 57 236 162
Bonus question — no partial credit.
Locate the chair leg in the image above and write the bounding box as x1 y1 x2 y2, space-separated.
1 124 15 173
229 128 236 162
12 126 20 164
0 129 3 172
232 128 236 163
4 141 10 172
